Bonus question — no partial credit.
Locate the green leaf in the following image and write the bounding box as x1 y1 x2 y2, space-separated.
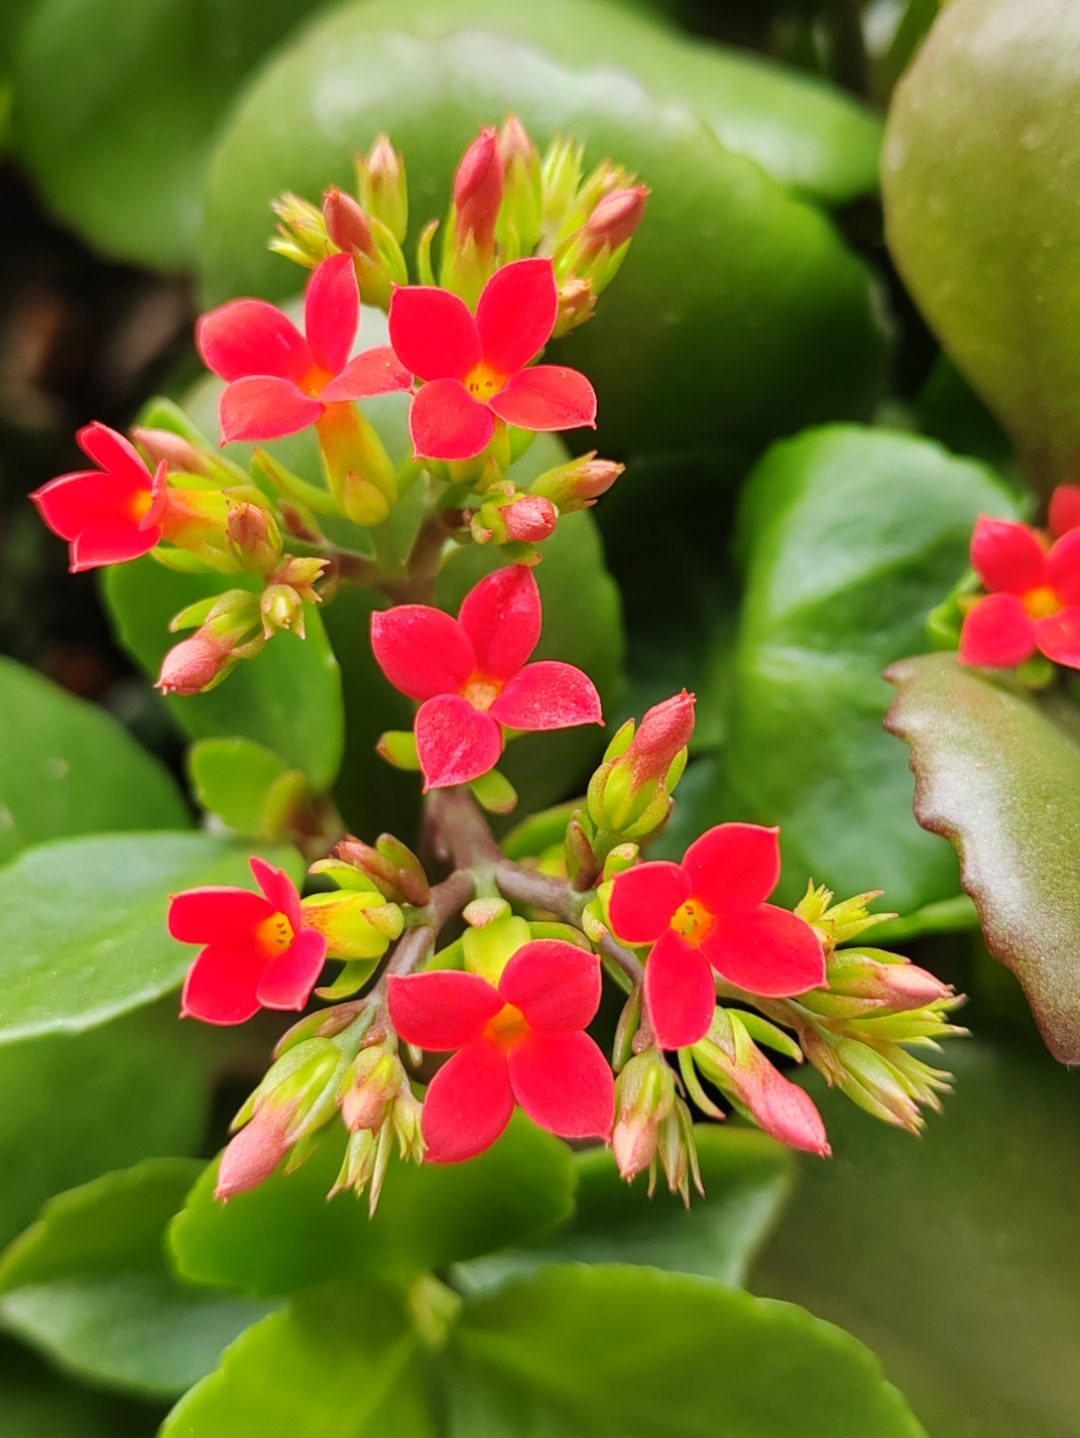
885 651 1080 1062
0 1336 163 1438
0 1161 275 1398
170 1112 576 1296
103 560 343 793
456 1125 794 1293
700 425 1016 914
883 0 1080 495
189 738 304 838
0 655 190 865
0 831 303 1045
754 1041 1080 1438
200 13 889 459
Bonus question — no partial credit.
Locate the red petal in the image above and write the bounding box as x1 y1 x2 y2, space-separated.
304 254 358 377
196 300 314 385
256 929 328 1011
180 936 267 1025
389 971 503 1050
250 857 301 930
488 366 597 432
499 940 602 1034
1035 606 1080 668
76 422 151 487
169 886 274 943
644 929 716 1049
488 661 602 730
970 515 1047 594
508 1031 614 1140
370 604 475 700
609 862 691 945
1046 528 1080 606
70 520 163 571
415 695 504 789
702 904 825 997
458 565 541 680
1050 484 1080 538
219 377 324 443
684 823 781 917
476 257 558 376
421 1039 516 1163
389 285 481 382
320 347 413 402
959 593 1036 668
32 471 149 541
409 379 494 461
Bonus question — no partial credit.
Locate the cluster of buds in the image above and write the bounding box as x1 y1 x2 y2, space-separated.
612 1048 702 1203
334 1040 425 1213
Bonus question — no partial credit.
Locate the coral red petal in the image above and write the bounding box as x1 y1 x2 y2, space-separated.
388 285 482 381
644 929 716 1050
959 592 1037 668
702 904 825 997
32 471 149 540
1050 485 1080 538
970 515 1047 594
1046 528 1080 607
415 695 504 789
76 422 152 488
304 254 359 377
388 971 504 1050
320 347 413 402
684 822 781 917
508 1031 615 1141
370 605 475 700
476 257 559 376
736 1045 831 1156
1035 606 1080 668
180 936 267 1025
458 564 542 680
488 366 597 432
421 1040 516 1163
609 861 691 945
409 379 494 461
70 520 163 571
488 661 602 730
499 940 602 1034
219 377 325 443
196 300 313 385
250 857 301 930
168 886 274 943
256 929 328 1011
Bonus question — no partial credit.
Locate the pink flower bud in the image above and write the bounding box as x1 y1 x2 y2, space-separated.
132 427 212 477
529 453 624 512
612 1051 676 1182
503 494 558 543
454 127 504 253
624 690 696 787
323 186 376 259
215 1103 293 1200
226 503 282 577
157 630 236 696
696 1019 830 1157
584 185 650 254
341 1050 404 1132
358 135 408 244
1050 483 1080 537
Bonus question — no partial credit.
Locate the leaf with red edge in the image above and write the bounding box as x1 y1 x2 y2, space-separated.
886 651 1080 1062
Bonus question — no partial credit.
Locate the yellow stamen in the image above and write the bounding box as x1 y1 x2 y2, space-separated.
485 1003 529 1049
256 911 295 956
462 673 504 711
671 898 714 945
465 360 507 399
1023 585 1062 620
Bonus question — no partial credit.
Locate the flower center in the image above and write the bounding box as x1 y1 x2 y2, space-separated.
670 898 714 945
462 672 504 711
128 487 154 522
485 1002 529 1049
255 911 295 955
465 360 507 400
303 364 335 399
1023 585 1062 620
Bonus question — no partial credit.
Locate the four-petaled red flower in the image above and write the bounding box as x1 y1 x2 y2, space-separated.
388 939 614 1163
388 257 597 461
169 858 327 1025
197 253 413 443
959 515 1080 670
609 823 825 1050
371 564 602 789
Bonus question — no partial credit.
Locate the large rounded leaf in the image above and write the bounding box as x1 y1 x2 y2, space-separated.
883 0 1080 495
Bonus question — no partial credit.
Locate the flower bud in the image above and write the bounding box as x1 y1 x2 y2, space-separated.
226 502 283 577
1050 483 1080 538
454 126 503 254
132 427 214 478
552 277 597 337
340 1048 405 1132
270 191 332 269
323 186 376 258
612 1050 676 1182
499 114 542 254
357 135 409 245
472 490 559 547
587 693 694 838
157 589 262 695
215 1103 293 1199
327 833 431 906
391 1083 426 1163
657 1097 703 1205
624 691 696 788
825 948 954 1011
301 889 403 960
540 134 586 244
529 453 624 512
260 584 306 640
556 184 650 295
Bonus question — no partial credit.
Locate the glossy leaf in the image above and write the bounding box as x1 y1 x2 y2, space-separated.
0 1337 162 1438
883 0 1080 495
700 425 1016 913
0 831 303 1045
886 651 1080 1062
188 738 301 838
0 656 189 865
103 561 343 792
170 1112 575 1296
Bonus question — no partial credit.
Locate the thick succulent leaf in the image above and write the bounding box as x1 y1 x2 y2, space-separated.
0 1337 163 1438
883 0 1080 495
0 657 189 865
0 832 302 1045
698 425 1016 913
886 651 1080 1062
754 1041 1080 1438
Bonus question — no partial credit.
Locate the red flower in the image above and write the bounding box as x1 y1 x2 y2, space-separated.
371 564 602 789
388 939 614 1163
1050 485 1080 539
32 422 168 572
168 858 327 1025
387 257 597 461
608 824 825 1050
196 253 412 443
960 515 1080 669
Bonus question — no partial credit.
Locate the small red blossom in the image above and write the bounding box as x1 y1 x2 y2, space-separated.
196 253 412 444
168 858 327 1024
609 824 826 1050
387 257 597 461
371 564 602 789
1049 485 1080 538
960 515 1080 669
388 939 614 1163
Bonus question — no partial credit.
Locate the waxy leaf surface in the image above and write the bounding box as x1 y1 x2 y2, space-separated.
0 1337 161 1438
